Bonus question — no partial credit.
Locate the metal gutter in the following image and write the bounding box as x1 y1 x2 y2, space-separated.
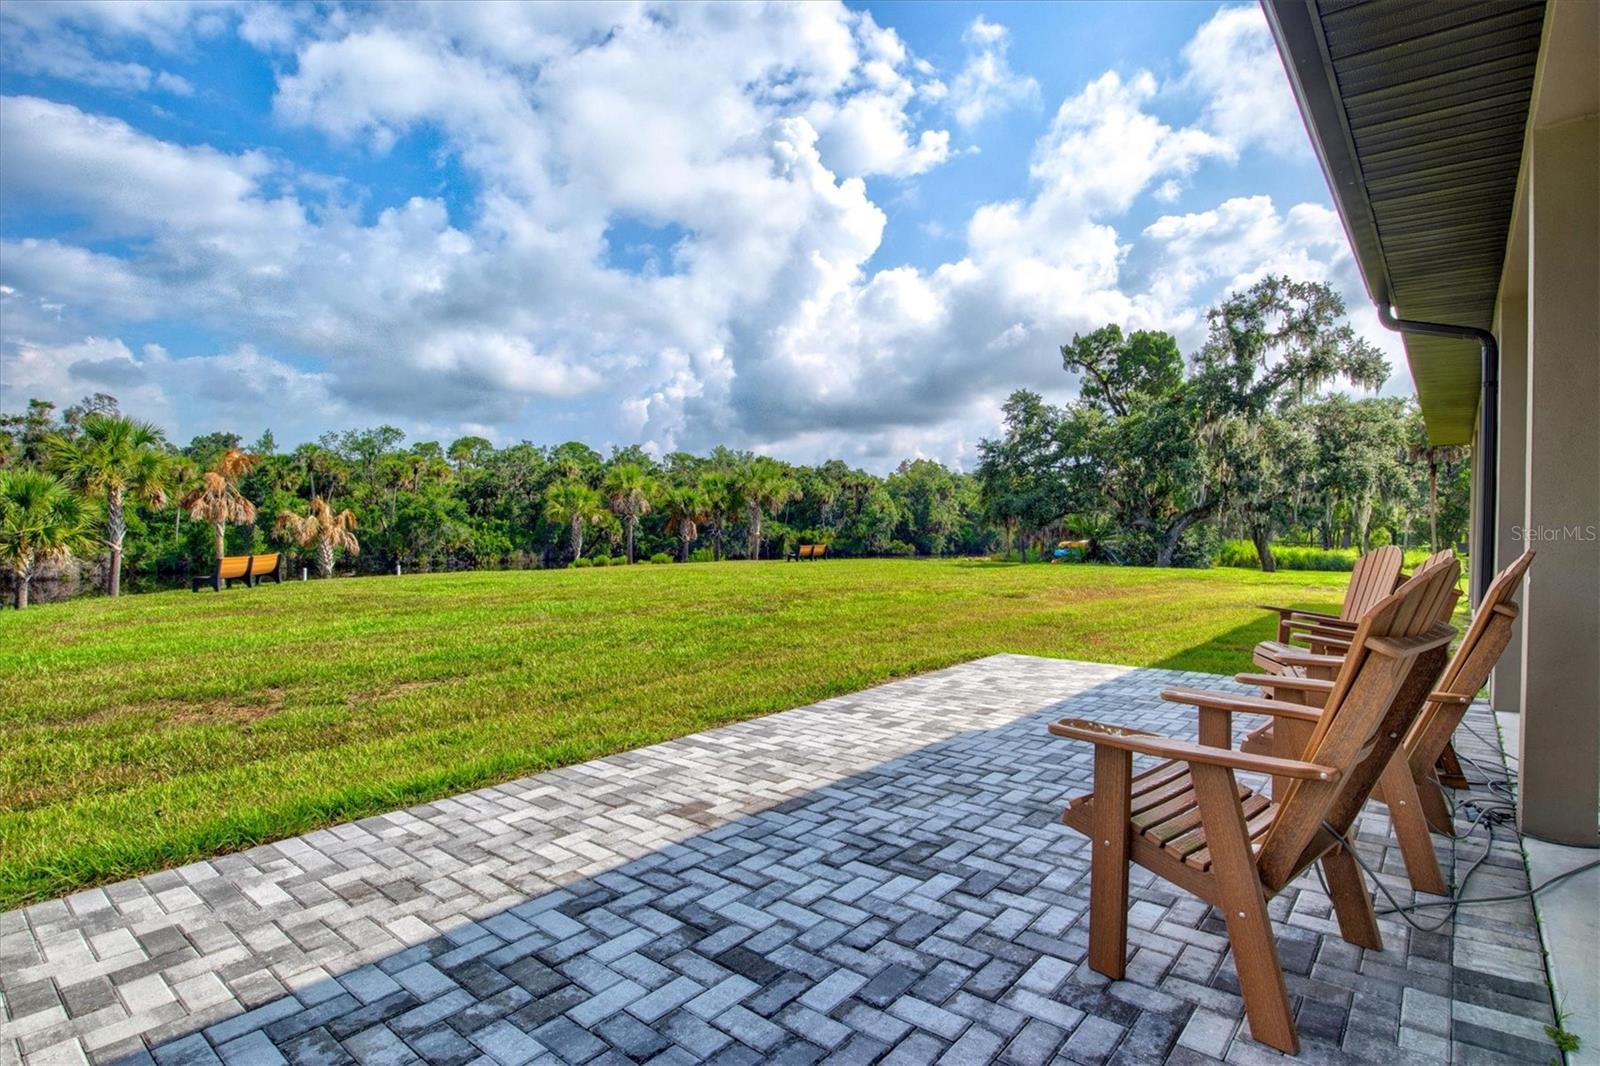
1374 298 1498 604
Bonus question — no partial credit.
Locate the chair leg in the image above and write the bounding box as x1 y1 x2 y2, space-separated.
1435 741 1470 790
1320 845 1383 949
1190 763 1298 1055
1379 759 1448 895
1088 746 1132 980
1416 766 1455 836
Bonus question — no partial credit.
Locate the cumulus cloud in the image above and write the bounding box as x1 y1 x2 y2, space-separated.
1181 4 1307 156
0 0 222 95
945 16 1040 128
0 1 1377 468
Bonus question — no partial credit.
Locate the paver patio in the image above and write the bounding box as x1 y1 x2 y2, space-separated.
0 655 1559 1065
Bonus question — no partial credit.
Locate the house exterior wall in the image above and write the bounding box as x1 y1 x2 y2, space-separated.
1513 63 1599 844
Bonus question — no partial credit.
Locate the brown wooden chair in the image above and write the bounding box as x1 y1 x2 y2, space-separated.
1050 559 1459 1054
1234 551 1534 895
192 554 253 592
1252 548 1467 790
1252 544 1404 674
1256 549 1459 679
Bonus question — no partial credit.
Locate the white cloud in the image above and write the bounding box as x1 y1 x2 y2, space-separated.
0 1 223 95
0 1 1380 468
946 16 1040 128
1181 4 1306 156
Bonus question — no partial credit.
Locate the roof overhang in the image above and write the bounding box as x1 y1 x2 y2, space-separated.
1263 0 1545 445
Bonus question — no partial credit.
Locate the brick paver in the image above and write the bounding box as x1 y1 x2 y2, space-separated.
0 655 1558 1064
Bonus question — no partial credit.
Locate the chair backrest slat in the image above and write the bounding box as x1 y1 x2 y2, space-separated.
1405 551 1535 777
1341 545 1404 621
1257 555 1460 890
218 555 251 580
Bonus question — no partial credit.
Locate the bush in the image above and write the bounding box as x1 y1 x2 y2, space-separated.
572 557 594 568
689 547 716 563
649 552 673 564
1217 539 1444 572
610 556 629 567
882 540 916 557
1115 527 1213 568
1216 539 1348 571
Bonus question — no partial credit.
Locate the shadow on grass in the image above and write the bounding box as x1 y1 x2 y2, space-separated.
1 664 1478 1066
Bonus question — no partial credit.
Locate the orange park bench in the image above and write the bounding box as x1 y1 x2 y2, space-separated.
192 552 283 592
793 544 829 561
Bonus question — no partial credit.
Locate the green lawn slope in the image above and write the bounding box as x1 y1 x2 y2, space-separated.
0 559 1350 908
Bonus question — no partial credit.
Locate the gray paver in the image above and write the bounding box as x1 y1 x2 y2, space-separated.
0 657 1560 1065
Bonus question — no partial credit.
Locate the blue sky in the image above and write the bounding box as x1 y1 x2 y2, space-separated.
0 0 1403 469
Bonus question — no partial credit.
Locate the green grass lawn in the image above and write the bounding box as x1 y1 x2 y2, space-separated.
0 558 1353 908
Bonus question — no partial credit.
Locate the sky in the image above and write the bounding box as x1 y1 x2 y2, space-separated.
0 0 1408 470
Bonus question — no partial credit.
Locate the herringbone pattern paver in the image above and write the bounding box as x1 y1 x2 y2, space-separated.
0 656 1557 1064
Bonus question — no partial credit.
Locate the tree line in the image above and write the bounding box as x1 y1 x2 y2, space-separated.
0 397 996 607
0 277 1468 607
974 278 1470 570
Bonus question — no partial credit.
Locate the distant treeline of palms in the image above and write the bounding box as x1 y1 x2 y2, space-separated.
0 277 1470 607
0 397 994 607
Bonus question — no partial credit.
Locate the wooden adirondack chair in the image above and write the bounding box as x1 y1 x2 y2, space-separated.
1235 551 1533 895
1267 549 1460 668
1252 544 1404 674
1051 559 1459 1054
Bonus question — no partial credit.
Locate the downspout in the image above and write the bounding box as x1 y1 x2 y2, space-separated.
1375 296 1498 605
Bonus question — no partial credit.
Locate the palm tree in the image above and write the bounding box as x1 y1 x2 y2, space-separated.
48 413 169 596
736 458 798 560
182 449 258 563
544 480 606 562
663 486 709 562
0 470 92 609
603 463 656 563
1406 443 1468 553
276 497 360 578
697 472 733 560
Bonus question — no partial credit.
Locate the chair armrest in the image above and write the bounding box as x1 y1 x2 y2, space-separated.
1288 630 1353 651
1259 604 1342 623
1235 673 1333 694
1048 718 1340 782
1284 615 1358 633
1266 649 1346 670
1160 686 1324 723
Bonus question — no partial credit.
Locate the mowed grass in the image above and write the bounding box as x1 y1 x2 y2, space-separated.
0 559 1351 908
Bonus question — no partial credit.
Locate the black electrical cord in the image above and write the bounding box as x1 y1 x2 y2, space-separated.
1316 782 1599 935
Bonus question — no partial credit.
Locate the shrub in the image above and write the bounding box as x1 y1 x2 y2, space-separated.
1215 539 1258 568
649 552 673 564
610 556 629 567
572 557 594 568
689 547 716 563
1216 539 1356 571
882 540 916 557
